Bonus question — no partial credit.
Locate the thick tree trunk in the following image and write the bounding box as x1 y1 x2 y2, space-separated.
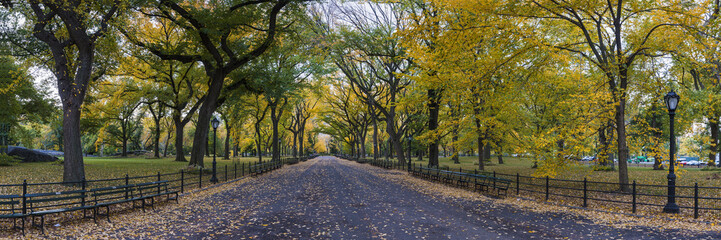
255 123 263 163
616 98 630 192
205 136 210 157
173 114 187 162
477 139 485 171
122 138 128 157
484 145 491 163
497 146 504 164
452 128 460 164
270 104 280 162
299 128 305 157
62 105 85 183
428 89 440 167
370 100 379 161
188 74 224 168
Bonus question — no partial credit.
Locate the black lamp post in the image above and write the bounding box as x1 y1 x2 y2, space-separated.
210 117 220 184
663 91 680 213
407 136 412 171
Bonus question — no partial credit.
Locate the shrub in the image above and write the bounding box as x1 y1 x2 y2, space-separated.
592 165 615 172
701 166 721 171
0 153 20 166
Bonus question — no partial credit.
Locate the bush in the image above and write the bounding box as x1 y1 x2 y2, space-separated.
701 166 721 171
0 153 20 166
592 165 615 172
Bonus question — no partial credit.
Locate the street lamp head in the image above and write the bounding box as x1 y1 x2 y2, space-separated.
211 117 220 130
664 91 680 112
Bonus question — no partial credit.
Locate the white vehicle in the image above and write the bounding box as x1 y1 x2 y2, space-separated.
685 160 702 166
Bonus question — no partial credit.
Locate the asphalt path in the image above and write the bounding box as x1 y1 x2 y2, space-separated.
102 156 721 239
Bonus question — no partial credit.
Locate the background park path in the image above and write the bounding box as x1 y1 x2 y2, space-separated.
23 156 721 239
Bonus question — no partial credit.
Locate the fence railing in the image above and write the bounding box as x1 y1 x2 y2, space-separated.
339 155 721 220
0 155 319 227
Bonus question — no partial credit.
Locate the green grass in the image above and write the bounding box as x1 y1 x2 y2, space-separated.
412 155 721 187
0 156 265 185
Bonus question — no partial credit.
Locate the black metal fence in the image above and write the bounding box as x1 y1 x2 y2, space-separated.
0 155 318 229
340 155 721 219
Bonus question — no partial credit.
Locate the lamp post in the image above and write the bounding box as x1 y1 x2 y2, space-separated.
210 117 220 184
663 91 680 213
407 136 413 171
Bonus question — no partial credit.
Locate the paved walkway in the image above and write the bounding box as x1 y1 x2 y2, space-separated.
26 156 721 239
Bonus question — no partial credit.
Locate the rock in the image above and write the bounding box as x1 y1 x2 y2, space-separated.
7 146 59 162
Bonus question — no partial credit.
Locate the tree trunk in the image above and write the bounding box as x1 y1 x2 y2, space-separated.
256 122 263 163
205 135 210 157
62 105 85 183
122 137 128 157
224 125 231 160
477 138 485 171
452 128 460 164
270 104 280 162
173 114 187 162
299 128 305 157
370 99 379 161
163 128 171 158
428 89 440 167
189 73 224 168
616 97 630 192
153 118 161 158
484 144 491 163
710 119 719 166
292 132 298 158
497 145 504 164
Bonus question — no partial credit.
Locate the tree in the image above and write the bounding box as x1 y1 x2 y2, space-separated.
506 0 695 191
5 0 122 182
123 0 296 168
120 16 208 162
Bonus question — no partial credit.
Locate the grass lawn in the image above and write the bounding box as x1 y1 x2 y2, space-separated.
410 155 721 187
0 156 267 185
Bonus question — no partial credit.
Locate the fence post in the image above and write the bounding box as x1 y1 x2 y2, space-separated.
632 180 636 214
22 179 27 214
225 165 228 181
122 174 129 200
242 162 245 176
516 173 520 195
583 178 587 208
157 172 161 195
81 178 86 206
234 163 237 179
493 171 497 190
199 168 203 189
545 176 549 201
181 170 185 193
694 182 699 219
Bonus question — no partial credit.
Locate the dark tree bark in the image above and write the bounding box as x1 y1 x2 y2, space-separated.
497 146 504 164
269 98 287 162
428 89 440 167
